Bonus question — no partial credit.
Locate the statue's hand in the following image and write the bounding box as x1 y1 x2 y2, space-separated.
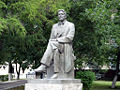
50 39 58 42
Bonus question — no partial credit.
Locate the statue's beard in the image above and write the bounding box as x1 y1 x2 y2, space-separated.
58 17 66 21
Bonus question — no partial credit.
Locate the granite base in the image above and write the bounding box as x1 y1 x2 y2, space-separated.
25 79 83 90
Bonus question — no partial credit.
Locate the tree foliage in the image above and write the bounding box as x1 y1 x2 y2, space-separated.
0 0 71 75
69 0 120 69
0 0 120 77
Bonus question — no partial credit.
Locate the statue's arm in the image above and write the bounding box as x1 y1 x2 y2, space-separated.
49 25 55 40
57 24 75 43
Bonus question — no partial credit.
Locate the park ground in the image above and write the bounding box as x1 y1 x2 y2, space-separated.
92 81 120 90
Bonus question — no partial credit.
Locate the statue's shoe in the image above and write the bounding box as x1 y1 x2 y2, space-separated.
34 65 46 72
50 73 58 79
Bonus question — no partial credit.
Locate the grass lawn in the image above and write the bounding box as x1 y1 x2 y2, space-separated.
8 86 24 90
92 81 120 90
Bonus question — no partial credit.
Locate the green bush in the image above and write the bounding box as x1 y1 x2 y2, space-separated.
0 75 8 81
76 71 95 90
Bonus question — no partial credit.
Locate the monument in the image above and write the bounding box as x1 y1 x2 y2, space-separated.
25 9 83 90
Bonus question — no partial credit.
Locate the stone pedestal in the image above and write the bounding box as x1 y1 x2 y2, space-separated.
25 79 83 90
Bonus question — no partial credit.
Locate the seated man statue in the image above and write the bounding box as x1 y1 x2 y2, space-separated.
35 9 76 79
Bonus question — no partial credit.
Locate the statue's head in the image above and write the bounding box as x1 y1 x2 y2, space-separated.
58 9 66 21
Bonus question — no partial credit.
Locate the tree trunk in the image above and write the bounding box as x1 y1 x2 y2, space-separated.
111 47 120 88
17 72 20 80
16 63 21 80
111 74 118 88
8 61 12 81
17 64 21 80
8 73 12 81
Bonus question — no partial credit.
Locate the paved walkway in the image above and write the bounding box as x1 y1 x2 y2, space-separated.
0 80 27 90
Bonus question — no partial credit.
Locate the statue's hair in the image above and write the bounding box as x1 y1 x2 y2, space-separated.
58 9 66 15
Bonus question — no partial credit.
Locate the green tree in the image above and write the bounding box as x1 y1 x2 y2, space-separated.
69 0 120 88
0 0 70 79
68 0 120 69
